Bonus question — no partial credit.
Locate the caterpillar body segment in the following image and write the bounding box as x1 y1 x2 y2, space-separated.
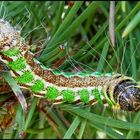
0 19 140 111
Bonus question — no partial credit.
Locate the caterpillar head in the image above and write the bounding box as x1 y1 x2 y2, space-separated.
0 19 21 51
114 80 140 111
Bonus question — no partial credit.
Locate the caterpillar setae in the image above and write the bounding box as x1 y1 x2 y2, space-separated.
0 19 140 111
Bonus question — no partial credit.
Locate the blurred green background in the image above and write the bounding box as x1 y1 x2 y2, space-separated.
0 1 140 139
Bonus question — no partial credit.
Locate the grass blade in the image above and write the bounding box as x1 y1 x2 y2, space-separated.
77 119 87 139
63 116 81 139
122 11 140 38
61 104 140 131
23 97 38 131
2 72 27 113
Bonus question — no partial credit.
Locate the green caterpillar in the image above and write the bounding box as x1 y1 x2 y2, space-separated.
0 19 140 111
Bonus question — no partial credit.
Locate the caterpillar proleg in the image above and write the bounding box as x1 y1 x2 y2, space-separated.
0 19 140 111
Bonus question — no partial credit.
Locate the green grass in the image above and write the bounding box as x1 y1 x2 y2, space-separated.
0 1 140 139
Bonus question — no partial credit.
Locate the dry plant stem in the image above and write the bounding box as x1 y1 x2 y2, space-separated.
109 1 115 47
39 106 62 138
56 108 71 128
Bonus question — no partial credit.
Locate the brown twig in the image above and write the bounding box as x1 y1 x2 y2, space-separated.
38 100 62 138
109 1 115 47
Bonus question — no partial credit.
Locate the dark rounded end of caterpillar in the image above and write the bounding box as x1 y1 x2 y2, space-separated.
114 80 140 111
